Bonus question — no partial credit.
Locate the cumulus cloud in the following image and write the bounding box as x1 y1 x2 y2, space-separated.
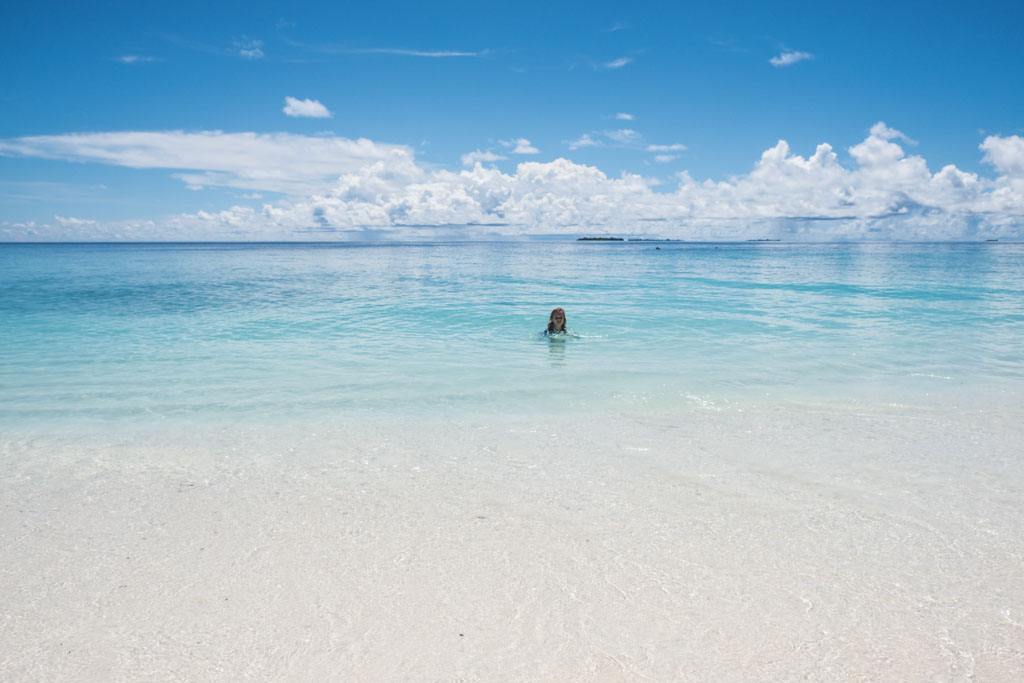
614 112 636 121
981 134 1024 176
283 96 333 118
653 155 679 163
770 50 813 67
3 123 1023 242
0 131 411 194
867 121 915 144
501 138 539 154
460 149 507 166
603 57 633 69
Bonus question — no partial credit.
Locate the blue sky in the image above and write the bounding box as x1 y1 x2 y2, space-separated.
1 0 1022 239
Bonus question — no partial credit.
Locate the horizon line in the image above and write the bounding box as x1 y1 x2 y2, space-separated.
0 239 1017 246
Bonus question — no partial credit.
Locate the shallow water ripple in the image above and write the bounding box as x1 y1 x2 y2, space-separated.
2 241 1022 427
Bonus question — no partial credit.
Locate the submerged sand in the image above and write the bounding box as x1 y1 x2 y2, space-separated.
2 400 1023 680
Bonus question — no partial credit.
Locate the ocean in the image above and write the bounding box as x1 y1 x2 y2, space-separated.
3 240 1022 430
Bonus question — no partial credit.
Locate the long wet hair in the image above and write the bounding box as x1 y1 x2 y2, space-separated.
547 307 567 333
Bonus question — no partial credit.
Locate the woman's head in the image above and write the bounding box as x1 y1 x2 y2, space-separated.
548 307 567 333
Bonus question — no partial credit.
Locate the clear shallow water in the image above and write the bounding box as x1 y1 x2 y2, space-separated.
2 241 1023 428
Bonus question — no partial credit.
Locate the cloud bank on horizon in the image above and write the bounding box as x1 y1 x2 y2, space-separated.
1 123 1022 241
3 1 1021 242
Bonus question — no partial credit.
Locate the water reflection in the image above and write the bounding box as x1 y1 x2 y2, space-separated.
547 336 567 367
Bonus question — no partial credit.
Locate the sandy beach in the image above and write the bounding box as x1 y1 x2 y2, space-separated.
4 0 1024 678
3 399 1022 680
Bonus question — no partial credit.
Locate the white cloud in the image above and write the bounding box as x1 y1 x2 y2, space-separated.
54 215 97 227
606 131 638 147
604 128 642 144
3 123 1023 242
283 96 333 118
603 57 633 69
568 134 599 151
647 143 687 152
867 121 915 144
0 131 411 195
614 112 636 121
359 48 480 58
568 129 644 150
501 138 539 155
233 39 264 59
653 155 679 163
981 134 1024 176
301 44 482 58
460 149 507 166
116 55 157 64
770 50 813 67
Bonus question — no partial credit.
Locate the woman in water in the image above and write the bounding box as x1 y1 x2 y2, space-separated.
545 307 568 335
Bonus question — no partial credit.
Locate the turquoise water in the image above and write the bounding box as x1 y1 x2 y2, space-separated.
2 241 1023 428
